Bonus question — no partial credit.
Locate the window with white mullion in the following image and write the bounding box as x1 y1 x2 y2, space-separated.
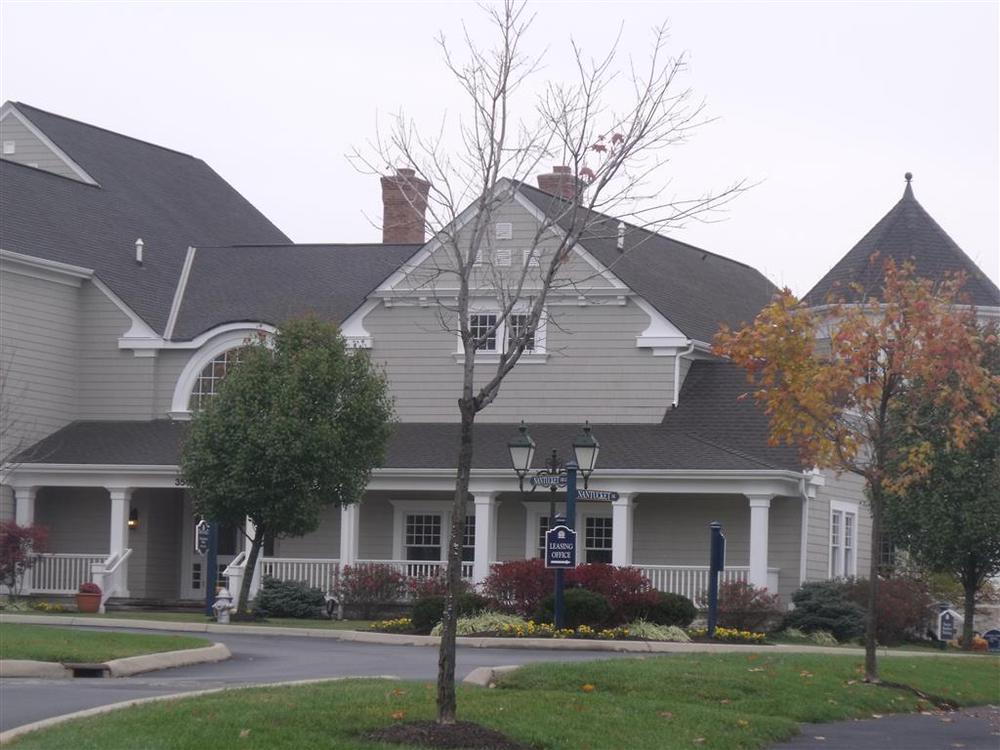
405 514 442 561
536 515 550 558
829 504 857 578
584 516 613 564
469 313 498 352
462 515 475 562
507 313 535 353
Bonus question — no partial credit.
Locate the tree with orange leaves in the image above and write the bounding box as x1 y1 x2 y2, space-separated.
714 258 999 682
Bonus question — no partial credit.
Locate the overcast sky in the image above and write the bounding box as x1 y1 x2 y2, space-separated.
2 1 997 296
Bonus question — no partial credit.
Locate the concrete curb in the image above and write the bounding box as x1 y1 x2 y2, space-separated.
463 664 521 687
104 642 231 677
0 642 230 679
0 613 987 658
0 675 400 746
0 660 72 679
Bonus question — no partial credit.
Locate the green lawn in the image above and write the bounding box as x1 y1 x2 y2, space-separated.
0 623 211 663
8 653 998 749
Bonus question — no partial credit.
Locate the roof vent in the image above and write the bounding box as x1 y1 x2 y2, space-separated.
135 238 144 265
617 222 625 251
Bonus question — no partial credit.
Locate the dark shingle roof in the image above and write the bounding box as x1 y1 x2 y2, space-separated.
803 177 1000 308
517 183 777 343
16 362 800 473
0 103 289 333
171 243 419 340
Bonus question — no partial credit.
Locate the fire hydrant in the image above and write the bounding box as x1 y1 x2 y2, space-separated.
212 587 234 624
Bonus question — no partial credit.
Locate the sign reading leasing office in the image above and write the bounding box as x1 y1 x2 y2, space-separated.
544 525 577 569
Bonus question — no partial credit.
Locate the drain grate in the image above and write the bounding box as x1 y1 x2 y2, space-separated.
64 662 110 678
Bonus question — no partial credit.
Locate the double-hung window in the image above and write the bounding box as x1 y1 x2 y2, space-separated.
584 517 613 564
405 514 442 561
461 515 476 562
830 502 857 577
469 313 498 352
507 313 535 352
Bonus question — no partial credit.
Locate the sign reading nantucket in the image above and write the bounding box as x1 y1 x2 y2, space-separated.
544 525 577 569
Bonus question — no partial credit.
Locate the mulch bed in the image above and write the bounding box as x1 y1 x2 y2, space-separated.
364 720 535 750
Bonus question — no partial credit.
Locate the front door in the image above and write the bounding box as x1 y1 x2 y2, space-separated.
180 494 241 600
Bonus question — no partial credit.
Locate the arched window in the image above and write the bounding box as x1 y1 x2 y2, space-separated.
190 348 242 411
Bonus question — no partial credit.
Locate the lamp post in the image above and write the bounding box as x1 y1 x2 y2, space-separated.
508 421 601 629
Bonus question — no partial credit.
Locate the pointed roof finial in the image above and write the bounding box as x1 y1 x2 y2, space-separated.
902 171 915 200
904 172 913 183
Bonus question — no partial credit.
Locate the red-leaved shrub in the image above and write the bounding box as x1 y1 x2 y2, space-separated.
406 572 471 599
845 576 932 646
334 564 407 619
567 564 659 624
481 559 554 617
717 580 782 632
0 521 48 599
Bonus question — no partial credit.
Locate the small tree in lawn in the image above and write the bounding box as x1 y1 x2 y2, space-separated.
354 1 745 724
180 316 394 615
714 259 999 681
884 326 1000 649
0 521 48 603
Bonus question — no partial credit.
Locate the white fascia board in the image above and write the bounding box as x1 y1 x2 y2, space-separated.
338 299 378 348
163 246 197 340
85 277 163 357
5 462 805 498
377 179 517 294
0 248 93 286
1 103 100 186
631 296 689 352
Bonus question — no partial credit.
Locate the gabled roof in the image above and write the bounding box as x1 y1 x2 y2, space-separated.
0 102 289 333
170 243 419 340
517 183 777 343
804 175 1000 308
14 362 801 473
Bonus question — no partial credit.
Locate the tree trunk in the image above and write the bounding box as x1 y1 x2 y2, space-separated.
237 526 265 616
437 401 475 724
864 482 882 683
960 560 977 651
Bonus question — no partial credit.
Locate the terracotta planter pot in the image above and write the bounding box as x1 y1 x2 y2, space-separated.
75 592 101 613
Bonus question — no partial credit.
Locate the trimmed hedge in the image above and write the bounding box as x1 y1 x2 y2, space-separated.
535 588 612 629
781 581 865 641
645 591 697 628
411 593 489 635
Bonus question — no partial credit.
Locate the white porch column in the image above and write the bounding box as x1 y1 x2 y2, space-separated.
611 494 635 567
472 493 498 584
108 488 132 598
746 494 772 590
13 486 37 592
339 503 360 566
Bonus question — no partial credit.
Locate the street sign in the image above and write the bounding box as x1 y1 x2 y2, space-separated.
531 474 566 487
937 609 961 641
195 520 211 556
575 488 619 502
544 525 577 569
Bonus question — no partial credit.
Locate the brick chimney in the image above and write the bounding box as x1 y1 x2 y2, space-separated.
381 167 430 244
536 165 584 201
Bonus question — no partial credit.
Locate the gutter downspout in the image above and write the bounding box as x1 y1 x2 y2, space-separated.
672 340 695 408
798 473 810 586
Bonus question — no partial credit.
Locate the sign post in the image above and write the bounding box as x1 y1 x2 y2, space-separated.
707 521 726 638
204 522 218 617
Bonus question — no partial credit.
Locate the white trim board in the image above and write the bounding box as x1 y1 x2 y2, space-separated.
1 103 99 186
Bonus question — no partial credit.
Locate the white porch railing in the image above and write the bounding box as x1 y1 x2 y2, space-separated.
260 557 340 592
91 548 133 613
29 553 106 594
223 550 249 607
355 559 474 581
636 565 780 605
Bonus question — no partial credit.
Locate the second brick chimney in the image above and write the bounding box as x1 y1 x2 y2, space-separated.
381 167 430 244
536 165 584 201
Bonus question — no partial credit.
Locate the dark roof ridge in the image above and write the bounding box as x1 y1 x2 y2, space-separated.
13 101 201 162
515 181 763 276
0 156 101 188
195 242 423 250
680 431 788 471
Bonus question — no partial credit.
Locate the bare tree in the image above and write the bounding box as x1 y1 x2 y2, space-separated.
353 0 745 724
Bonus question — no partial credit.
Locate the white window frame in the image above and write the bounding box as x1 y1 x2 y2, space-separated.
495 222 513 240
390 500 468 562
456 301 548 363
494 248 512 266
523 249 541 267
583 515 614 564
829 500 858 578
522 502 611 564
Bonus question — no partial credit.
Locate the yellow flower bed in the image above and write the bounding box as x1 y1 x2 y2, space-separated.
689 626 767 643
369 617 413 633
